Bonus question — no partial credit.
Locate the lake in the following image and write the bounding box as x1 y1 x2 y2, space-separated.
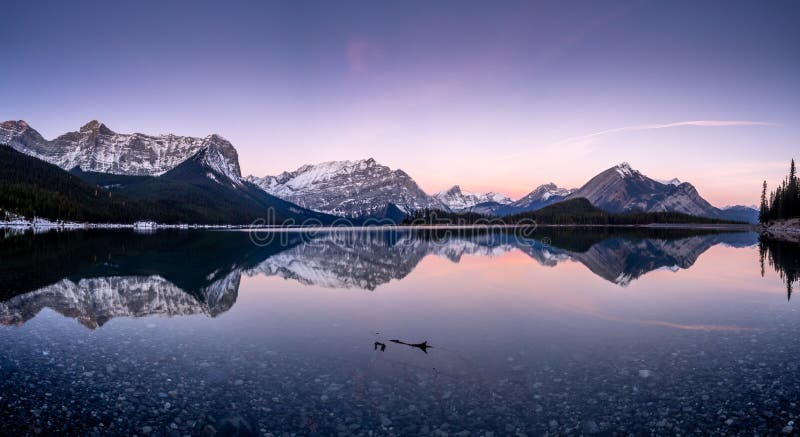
1 227 799 435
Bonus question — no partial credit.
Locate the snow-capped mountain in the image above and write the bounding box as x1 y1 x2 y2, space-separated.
246 158 447 218
0 119 241 180
434 185 513 211
480 183 576 216
507 183 576 212
567 162 722 218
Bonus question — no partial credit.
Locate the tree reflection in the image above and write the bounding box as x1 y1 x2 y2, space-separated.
759 237 800 300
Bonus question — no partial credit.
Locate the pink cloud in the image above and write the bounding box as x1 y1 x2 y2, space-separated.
345 38 382 73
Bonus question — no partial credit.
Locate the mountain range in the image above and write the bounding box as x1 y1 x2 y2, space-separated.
0 119 758 224
434 185 513 211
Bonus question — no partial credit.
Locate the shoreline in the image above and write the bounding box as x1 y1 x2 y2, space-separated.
759 218 800 244
1 221 757 233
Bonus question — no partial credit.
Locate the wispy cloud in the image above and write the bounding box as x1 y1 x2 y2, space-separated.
554 120 778 146
494 120 780 167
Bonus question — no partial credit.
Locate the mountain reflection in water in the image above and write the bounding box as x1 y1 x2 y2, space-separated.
0 227 774 327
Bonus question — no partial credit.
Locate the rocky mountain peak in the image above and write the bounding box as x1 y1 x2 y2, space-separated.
614 162 640 178
434 185 513 211
492 183 577 215
540 182 558 191
0 120 46 149
79 120 115 136
445 185 462 195
206 133 227 142
524 183 574 200
1 120 29 131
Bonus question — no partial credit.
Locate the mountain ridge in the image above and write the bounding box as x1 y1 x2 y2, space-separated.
434 185 514 211
0 120 242 181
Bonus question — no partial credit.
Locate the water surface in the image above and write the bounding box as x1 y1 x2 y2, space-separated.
1 228 798 435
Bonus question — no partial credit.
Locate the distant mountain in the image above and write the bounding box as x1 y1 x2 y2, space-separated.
467 201 509 215
411 197 746 225
514 183 575 209
434 185 513 211
718 205 759 224
0 120 241 179
567 162 726 219
246 158 447 218
491 183 576 215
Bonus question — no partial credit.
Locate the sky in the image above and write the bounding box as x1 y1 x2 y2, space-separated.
1 0 798 206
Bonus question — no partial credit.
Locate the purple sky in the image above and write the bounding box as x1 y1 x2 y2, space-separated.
1 0 798 205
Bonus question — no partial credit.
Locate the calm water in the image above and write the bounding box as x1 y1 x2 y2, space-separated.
1 228 799 436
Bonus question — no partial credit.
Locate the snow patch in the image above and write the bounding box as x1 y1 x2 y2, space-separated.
614 162 639 178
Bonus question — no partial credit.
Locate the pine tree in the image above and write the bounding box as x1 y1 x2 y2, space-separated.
789 159 798 217
761 159 800 222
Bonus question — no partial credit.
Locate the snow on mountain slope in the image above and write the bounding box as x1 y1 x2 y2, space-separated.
434 185 514 211
485 183 576 215
513 183 576 208
194 144 244 186
246 158 447 217
656 177 682 186
0 120 241 180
